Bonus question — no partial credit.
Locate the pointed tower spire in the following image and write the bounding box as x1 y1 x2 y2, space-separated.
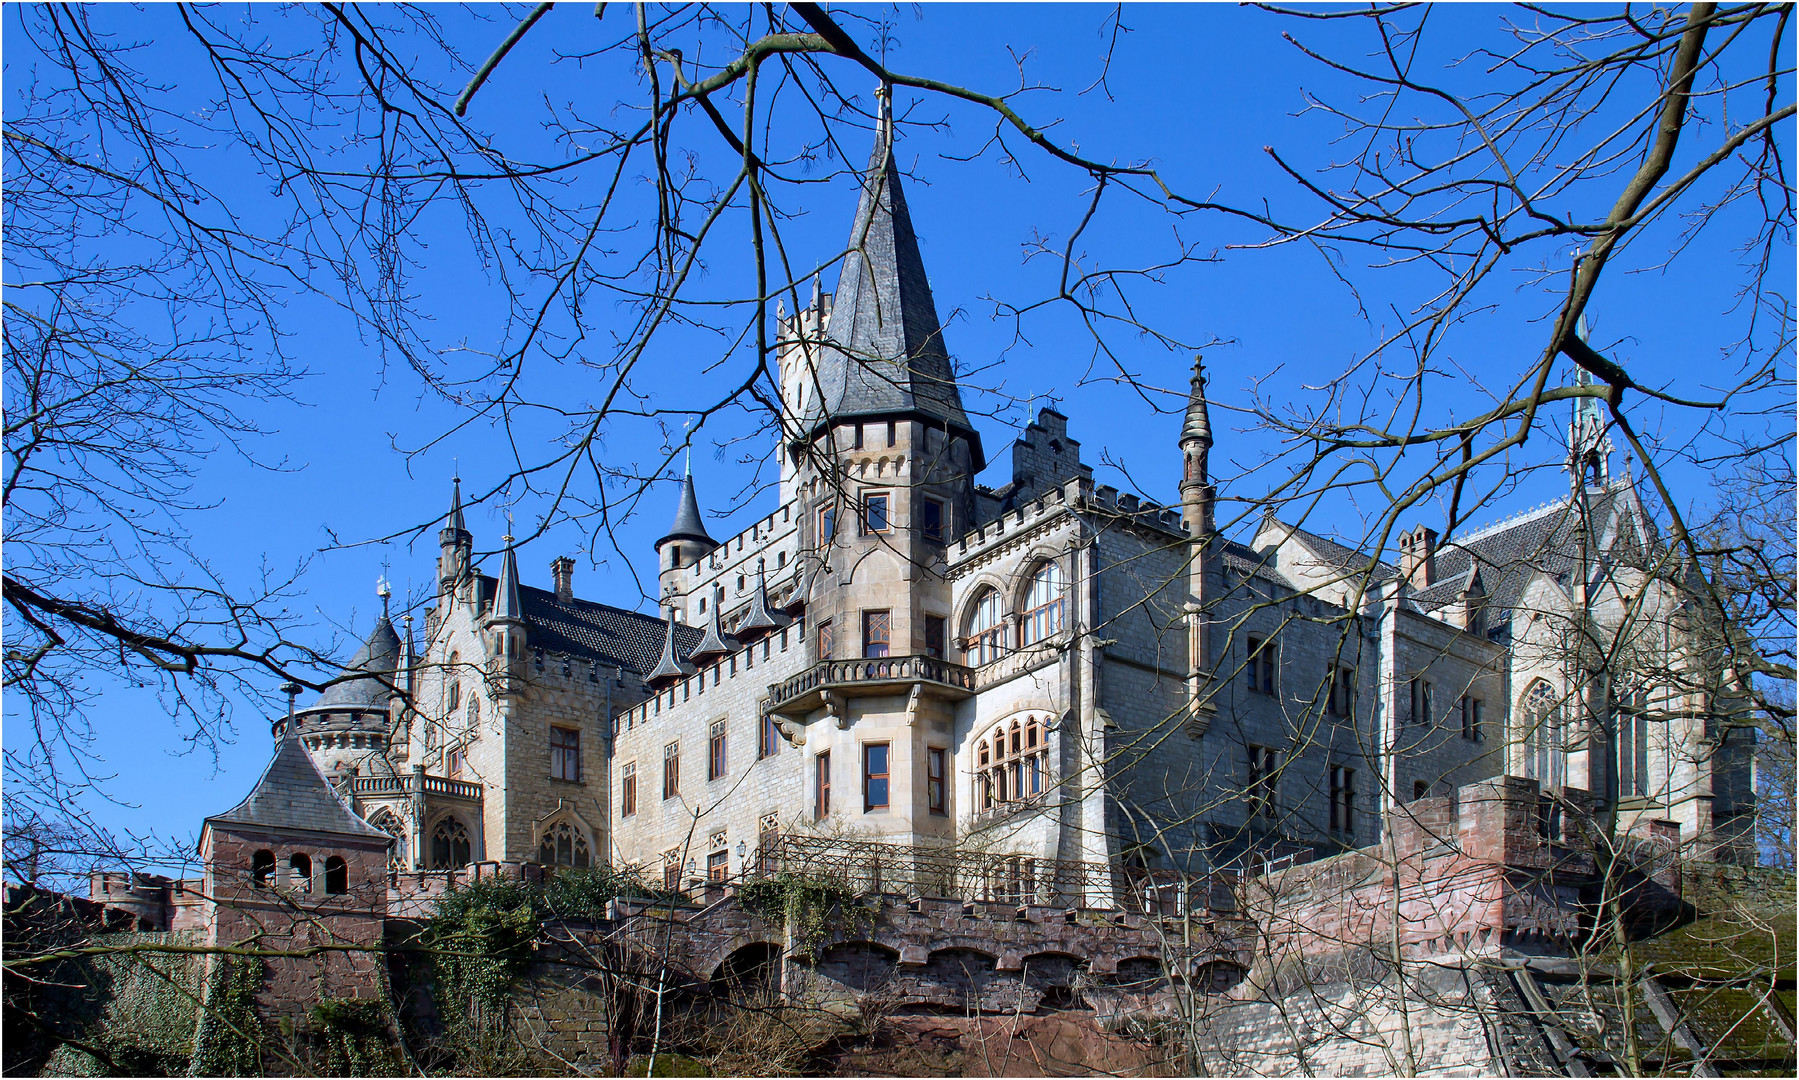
802 84 984 469
493 533 524 621
396 613 416 699
646 608 695 686
659 473 715 549
439 474 474 596
1568 315 1613 491
1179 355 1216 536
734 565 788 640
688 590 738 663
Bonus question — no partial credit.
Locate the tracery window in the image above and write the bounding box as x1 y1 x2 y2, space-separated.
538 819 591 868
975 715 1048 811
1019 561 1066 646
967 586 1007 666
431 818 472 870
368 809 407 869
1520 680 1565 790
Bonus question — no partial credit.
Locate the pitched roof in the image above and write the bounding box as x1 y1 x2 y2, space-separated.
310 618 401 711
804 123 983 468
203 731 389 841
1284 523 1399 583
474 574 702 677
1431 484 1630 616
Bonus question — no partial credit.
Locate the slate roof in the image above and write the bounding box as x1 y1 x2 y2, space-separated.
658 474 715 549
804 123 984 468
1430 484 1631 616
1221 539 1297 590
1284 524 1399 582
474 574 703 678
310 618 401 711
203 730 389 841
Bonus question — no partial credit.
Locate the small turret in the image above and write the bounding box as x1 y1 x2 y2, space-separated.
655 472 717 614
438 476 474 599
488 533 527 661
1179 355 1216 536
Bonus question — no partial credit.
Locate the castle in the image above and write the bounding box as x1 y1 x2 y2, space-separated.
230 97 1751 899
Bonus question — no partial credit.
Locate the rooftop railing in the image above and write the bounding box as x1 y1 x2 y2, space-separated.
765 654 975 714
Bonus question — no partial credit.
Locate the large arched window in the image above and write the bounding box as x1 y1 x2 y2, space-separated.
975 715 1049 811
966 586 1007 666
537 819 592 868
367 809 407 870
1520 681 1565 790
1019 561 1067 646
431 818 472 870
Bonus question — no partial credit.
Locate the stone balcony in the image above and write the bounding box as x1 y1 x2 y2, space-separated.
344 772 483 802
764 654 975 720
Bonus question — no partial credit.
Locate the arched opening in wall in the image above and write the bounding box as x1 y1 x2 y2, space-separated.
367 809 407 870
324 856 348 895
251 849 275 888
712 941 781 1003
1192 960 1246 995
537 819 591 868
288 853 312 892
965 586 1007 665
1019 560 1067 646
431 818 471 870
1520 680 1566 789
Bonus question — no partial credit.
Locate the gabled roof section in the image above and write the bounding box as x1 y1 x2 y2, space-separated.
804 105 983 468
473 574 702 677
204 731 388 841
310 618 401 711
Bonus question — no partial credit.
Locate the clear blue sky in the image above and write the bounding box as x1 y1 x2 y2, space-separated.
5 3 1786 865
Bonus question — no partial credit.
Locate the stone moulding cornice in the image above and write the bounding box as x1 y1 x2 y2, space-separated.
947 505 1077 580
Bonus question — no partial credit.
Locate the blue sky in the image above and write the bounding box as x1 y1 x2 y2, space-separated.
5 4 1788 863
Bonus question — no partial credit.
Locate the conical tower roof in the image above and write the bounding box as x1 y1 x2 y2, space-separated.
203 724 388 841
803 89 983 469
646 610 695 684
688 597 738 662
734 567 788 639
658 474 716 549
310 618 402 711
493 538 524 621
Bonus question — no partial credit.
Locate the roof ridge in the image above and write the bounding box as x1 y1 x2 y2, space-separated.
1457 496 1570 544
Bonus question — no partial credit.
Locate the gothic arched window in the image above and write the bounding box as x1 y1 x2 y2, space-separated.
975 715 1048 811
537 820 592 868
431 818 472 870
966 586 1007 666
1019 560 1067 646
368 809 407 870
1520 680 1565 790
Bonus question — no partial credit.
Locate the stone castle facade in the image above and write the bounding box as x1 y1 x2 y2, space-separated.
253 105 1749 902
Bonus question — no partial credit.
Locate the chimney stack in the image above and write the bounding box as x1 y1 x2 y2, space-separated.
1399 526 1438 588
551 556 576 604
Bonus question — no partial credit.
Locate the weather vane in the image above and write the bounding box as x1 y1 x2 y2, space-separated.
376 573 392 619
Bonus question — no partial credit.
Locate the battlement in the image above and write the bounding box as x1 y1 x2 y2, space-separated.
619 614 810 732
86 871 209 932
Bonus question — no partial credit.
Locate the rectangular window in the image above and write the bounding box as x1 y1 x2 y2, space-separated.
663 853 680 891
817 619 834 661
663 741 680 800
708 720 727 781
864 492 890 534
1329 766 1355 835
550 726 582 782
863 609 892 658
760 711 781 759
1246 745 1279 819
853 422 865 450
1328 665 1355 718
815 751 831 820
924 615 946 659
1410 677 1434 726
620 762 637 817
886 420 897 448
757 815 780 875
864 743 890 811
1247 637 1276 696
707 849 728 883
1460 696 1483 742
817 504 836 544
921 499 945 542
447 748 465 780
928 747 947 813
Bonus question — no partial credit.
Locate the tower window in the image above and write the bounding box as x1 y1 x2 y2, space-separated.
817 504 836 544
1247 637 1276 696
1330 766 1356 835
853 423 865 450
863 610 891 658
928 747 947 814
924 615 946 660
1246 746 1279 819
967 587 1007 666
886 420 896 447
1328 665 1355 718
1020 561 1067 645
817 619 833 661
288 853 312 892
252 850 275 888
1410 677 1434 726
863 743 890 811
663 741 680 799
864 493 890 533
1460 696 1483 742
921 499 945 542
709 720 727 781
815 751 831 820
550 726 582 781
324 856 348 895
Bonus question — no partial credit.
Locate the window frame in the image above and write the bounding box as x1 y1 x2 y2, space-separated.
620 761 637 817
1329 765 1356 835
815 750 831 820
1247 636 1276 696
708 720 727 781
817 619 834 661
924 615 946 660
967 586 1007 666
1019 560 1067 646
663 741 680 800
921 498 946 543
816 503 836 545
863 742 891 812
1327 664 1355 718
928 747 947 814
1460 695 1483 742
863 492 891 534
862 609 892 658
1246 745 1280 820
550 725 582 782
